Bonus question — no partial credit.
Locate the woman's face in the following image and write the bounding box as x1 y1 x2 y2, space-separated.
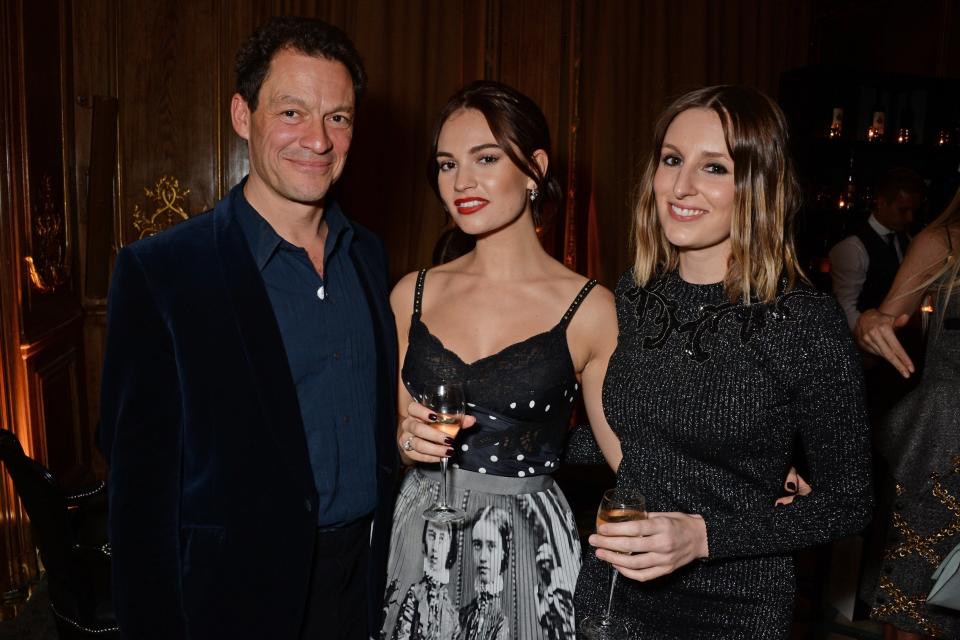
435 108 538 236
653 108 736 274
423 523 452 577
472 518 505 588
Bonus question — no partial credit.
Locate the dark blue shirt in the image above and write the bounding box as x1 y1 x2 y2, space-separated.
236 185 378 526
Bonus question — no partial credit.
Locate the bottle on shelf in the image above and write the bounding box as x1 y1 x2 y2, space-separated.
868 94 886 142
838 153 857 211
828 106 843 139
896 96 914 144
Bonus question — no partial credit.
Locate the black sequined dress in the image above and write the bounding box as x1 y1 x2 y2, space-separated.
574 270 873 639
381 269 596 640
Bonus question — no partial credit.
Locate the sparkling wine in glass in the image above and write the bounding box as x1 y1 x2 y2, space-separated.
579 487 647 640
421 381 466 524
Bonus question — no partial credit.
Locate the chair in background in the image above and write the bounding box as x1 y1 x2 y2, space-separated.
0 429 117 639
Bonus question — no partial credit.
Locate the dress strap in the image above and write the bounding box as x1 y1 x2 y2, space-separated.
559 279 598 328
413 268 428 317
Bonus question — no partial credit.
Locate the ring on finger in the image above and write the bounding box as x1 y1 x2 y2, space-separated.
402 437 414 452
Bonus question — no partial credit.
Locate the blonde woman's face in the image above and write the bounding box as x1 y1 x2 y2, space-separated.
653 108 736 274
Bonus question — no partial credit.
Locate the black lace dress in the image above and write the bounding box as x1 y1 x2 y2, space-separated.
381 269 596 640
574 270 873 639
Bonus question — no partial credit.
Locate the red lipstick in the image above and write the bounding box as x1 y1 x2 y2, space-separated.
454 197 489 215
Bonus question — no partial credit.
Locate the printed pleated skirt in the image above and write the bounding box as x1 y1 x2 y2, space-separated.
380 467 581 640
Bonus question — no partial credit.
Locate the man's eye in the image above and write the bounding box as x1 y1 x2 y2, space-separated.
282 110 297 118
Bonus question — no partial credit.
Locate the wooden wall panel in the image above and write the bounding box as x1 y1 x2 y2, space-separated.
0 0 90 604
116 0 221 243
18 0 77 334
23 320 87 484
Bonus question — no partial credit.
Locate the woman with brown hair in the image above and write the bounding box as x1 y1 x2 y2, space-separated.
857 187 960 639
573 85 873 638
380 81 620 640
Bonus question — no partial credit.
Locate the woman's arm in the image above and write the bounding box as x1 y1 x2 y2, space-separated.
572 285 623 471
703 296 873 559
390 271 475 466
855 227 952 377
591 295 872 580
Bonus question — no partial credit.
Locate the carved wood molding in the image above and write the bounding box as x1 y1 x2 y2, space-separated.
24 174 69 293
131 175 191 239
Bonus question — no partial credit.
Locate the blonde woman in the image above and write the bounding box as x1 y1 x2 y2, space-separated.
574 85 873 638
857 188 960 640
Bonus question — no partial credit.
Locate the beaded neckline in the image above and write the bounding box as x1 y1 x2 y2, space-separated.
624 272 820 363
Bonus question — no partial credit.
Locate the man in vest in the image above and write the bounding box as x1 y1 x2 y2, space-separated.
830 167 925 329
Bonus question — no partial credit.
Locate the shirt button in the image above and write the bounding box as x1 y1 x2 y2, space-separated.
304 499 312 513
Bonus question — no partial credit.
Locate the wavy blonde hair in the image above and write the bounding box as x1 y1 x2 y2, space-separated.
917 188 960 332
631 85 806 303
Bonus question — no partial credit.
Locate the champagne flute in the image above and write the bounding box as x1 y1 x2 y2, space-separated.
579 487 647 640
421 380 466 524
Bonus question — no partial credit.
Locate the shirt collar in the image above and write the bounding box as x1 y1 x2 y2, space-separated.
234 178 354 272
867 213 896 237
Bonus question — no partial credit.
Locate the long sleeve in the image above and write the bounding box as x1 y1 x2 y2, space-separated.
100 247 187 637
704 298 873 560
829 236 869 329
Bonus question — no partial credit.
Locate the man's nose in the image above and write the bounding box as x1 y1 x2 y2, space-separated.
302 119 333 154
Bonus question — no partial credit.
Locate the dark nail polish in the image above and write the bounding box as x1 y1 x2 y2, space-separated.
444 437 454 445
445 448 455 457
428 413 438 422
786 481 797 492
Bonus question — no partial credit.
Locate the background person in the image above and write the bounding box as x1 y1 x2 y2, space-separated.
856 187 960 640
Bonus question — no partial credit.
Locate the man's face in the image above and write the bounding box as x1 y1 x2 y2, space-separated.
875 190 921 232
231 48 355 207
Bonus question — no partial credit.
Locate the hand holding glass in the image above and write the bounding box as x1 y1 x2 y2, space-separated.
579 487 647 640
421 381 466 524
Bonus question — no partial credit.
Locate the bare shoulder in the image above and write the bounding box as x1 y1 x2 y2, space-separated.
574 283 617 334
911 224 954 256
390 270 421 317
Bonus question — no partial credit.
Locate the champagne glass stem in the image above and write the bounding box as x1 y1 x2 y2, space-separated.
605 568 618 621
439 457 450 508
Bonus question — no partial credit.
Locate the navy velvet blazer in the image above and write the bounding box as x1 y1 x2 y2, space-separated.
99 188 399 639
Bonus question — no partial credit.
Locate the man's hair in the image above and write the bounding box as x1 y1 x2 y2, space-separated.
875 167 925 203
235 16 366 111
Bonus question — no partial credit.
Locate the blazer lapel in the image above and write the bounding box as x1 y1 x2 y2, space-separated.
213 195 313 488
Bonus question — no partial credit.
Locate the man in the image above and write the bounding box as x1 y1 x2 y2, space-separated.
830 167 925 329
99 17 398 639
